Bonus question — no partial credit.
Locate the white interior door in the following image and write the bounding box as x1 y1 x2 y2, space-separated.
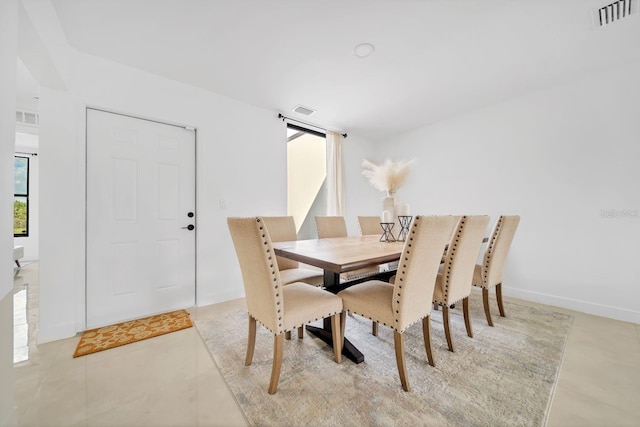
86 108 196 329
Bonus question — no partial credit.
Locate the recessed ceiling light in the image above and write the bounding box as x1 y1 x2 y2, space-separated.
353 43 375 58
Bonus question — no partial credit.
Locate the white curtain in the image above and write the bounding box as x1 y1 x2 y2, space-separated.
326 131 345 216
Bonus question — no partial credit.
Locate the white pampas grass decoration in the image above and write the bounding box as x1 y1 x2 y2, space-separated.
362 158 414 195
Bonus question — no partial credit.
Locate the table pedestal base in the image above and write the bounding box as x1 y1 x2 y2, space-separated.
309 270 396 364
305 322 364 364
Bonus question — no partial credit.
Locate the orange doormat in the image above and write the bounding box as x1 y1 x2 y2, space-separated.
73 309 193 358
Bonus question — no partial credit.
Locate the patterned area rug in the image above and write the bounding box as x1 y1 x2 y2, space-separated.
73 309 193 358
196 297 573 427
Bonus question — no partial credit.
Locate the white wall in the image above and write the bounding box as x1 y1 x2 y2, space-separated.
343 134 385 235
14 132 39 261
37 52 288 342
346 60 640 324
0 0 19 424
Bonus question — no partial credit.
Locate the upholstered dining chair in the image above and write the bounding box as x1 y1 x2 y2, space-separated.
338 215 455 392
262 216 325 340
358 215 399 337
433 215 490 352
261 216 323 287
472 215 520 326
315 215 349 238
315 216 381 283
357 215 382 235
227 217 343 394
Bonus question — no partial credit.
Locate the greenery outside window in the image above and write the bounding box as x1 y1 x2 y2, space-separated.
14 156 29 237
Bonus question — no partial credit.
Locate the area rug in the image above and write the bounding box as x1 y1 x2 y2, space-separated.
73 309 193 358
196 296 573 427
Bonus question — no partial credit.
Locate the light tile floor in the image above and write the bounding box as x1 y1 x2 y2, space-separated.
9 263 640 426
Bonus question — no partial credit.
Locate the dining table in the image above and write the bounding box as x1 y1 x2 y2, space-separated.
272 233 490 364
272 235 405 363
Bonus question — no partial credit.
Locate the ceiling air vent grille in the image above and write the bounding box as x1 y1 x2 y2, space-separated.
16 109 39 127
597 0 634 26
293 105 316 116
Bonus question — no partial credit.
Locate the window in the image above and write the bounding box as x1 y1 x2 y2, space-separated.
14 156 29 237
287 124 326 239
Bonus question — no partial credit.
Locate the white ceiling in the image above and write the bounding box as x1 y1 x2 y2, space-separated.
34 0 640 140
16 58 39 112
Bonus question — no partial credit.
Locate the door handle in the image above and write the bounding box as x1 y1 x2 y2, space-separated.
182 224 195 231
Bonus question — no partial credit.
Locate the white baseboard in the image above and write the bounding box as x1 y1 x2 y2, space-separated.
197 289 245 308
38 322 77 344
503 286 640 324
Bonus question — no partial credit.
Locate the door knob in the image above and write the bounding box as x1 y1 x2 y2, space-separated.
182 224 195 231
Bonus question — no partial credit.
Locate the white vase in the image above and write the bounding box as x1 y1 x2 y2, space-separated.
381 192 397 227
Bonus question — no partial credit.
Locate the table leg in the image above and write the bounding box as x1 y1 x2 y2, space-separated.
304 270 365 364
305 325 364 364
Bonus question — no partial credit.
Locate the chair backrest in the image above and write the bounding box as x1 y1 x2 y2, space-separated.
481 215 520 288
315 216 348 239
441 215 490 304
227 217 284 334
392 215 456 332
357 216 382 236
261 216 299 270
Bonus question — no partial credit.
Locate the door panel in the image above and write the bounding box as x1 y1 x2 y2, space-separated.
86 109 196 329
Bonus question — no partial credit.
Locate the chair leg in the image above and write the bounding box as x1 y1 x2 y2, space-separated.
285 331 291 340
443 305 455 352
433 302 439 311
422 316 435 367
298 326 304 339
331 314 342 364
483 288 494 327
268 334 284 394
372 321 378 336
340 311 347 351
463 297 473 338
496 283 506 317
245 315 257 366
394 332 410 392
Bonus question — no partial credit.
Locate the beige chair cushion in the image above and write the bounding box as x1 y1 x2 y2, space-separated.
315 216 348 239
280 267 324 287
261 216 324 286
261 216 300 271
339 215 456 332
357 216 382 235
339 280 395 328
228 217 343 335
227 217 283 333
477 215 520 289
471 264 483 288
434 216 490 305
282 282 343 332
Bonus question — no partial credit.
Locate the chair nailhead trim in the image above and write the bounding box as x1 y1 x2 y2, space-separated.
441 215 467 304
391 216 421 328
481 215 503 288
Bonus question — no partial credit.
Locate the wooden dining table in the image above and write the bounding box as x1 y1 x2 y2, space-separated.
272 235 405 363
272 233 490 364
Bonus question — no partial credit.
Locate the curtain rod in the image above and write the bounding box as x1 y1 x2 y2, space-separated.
15 151 38 156
278 113 347 139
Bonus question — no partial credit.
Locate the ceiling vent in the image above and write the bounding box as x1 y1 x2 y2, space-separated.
15 109 39 127
595 0 636 27
292 105 316 116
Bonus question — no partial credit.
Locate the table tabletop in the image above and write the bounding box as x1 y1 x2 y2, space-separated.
272 235 405 274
